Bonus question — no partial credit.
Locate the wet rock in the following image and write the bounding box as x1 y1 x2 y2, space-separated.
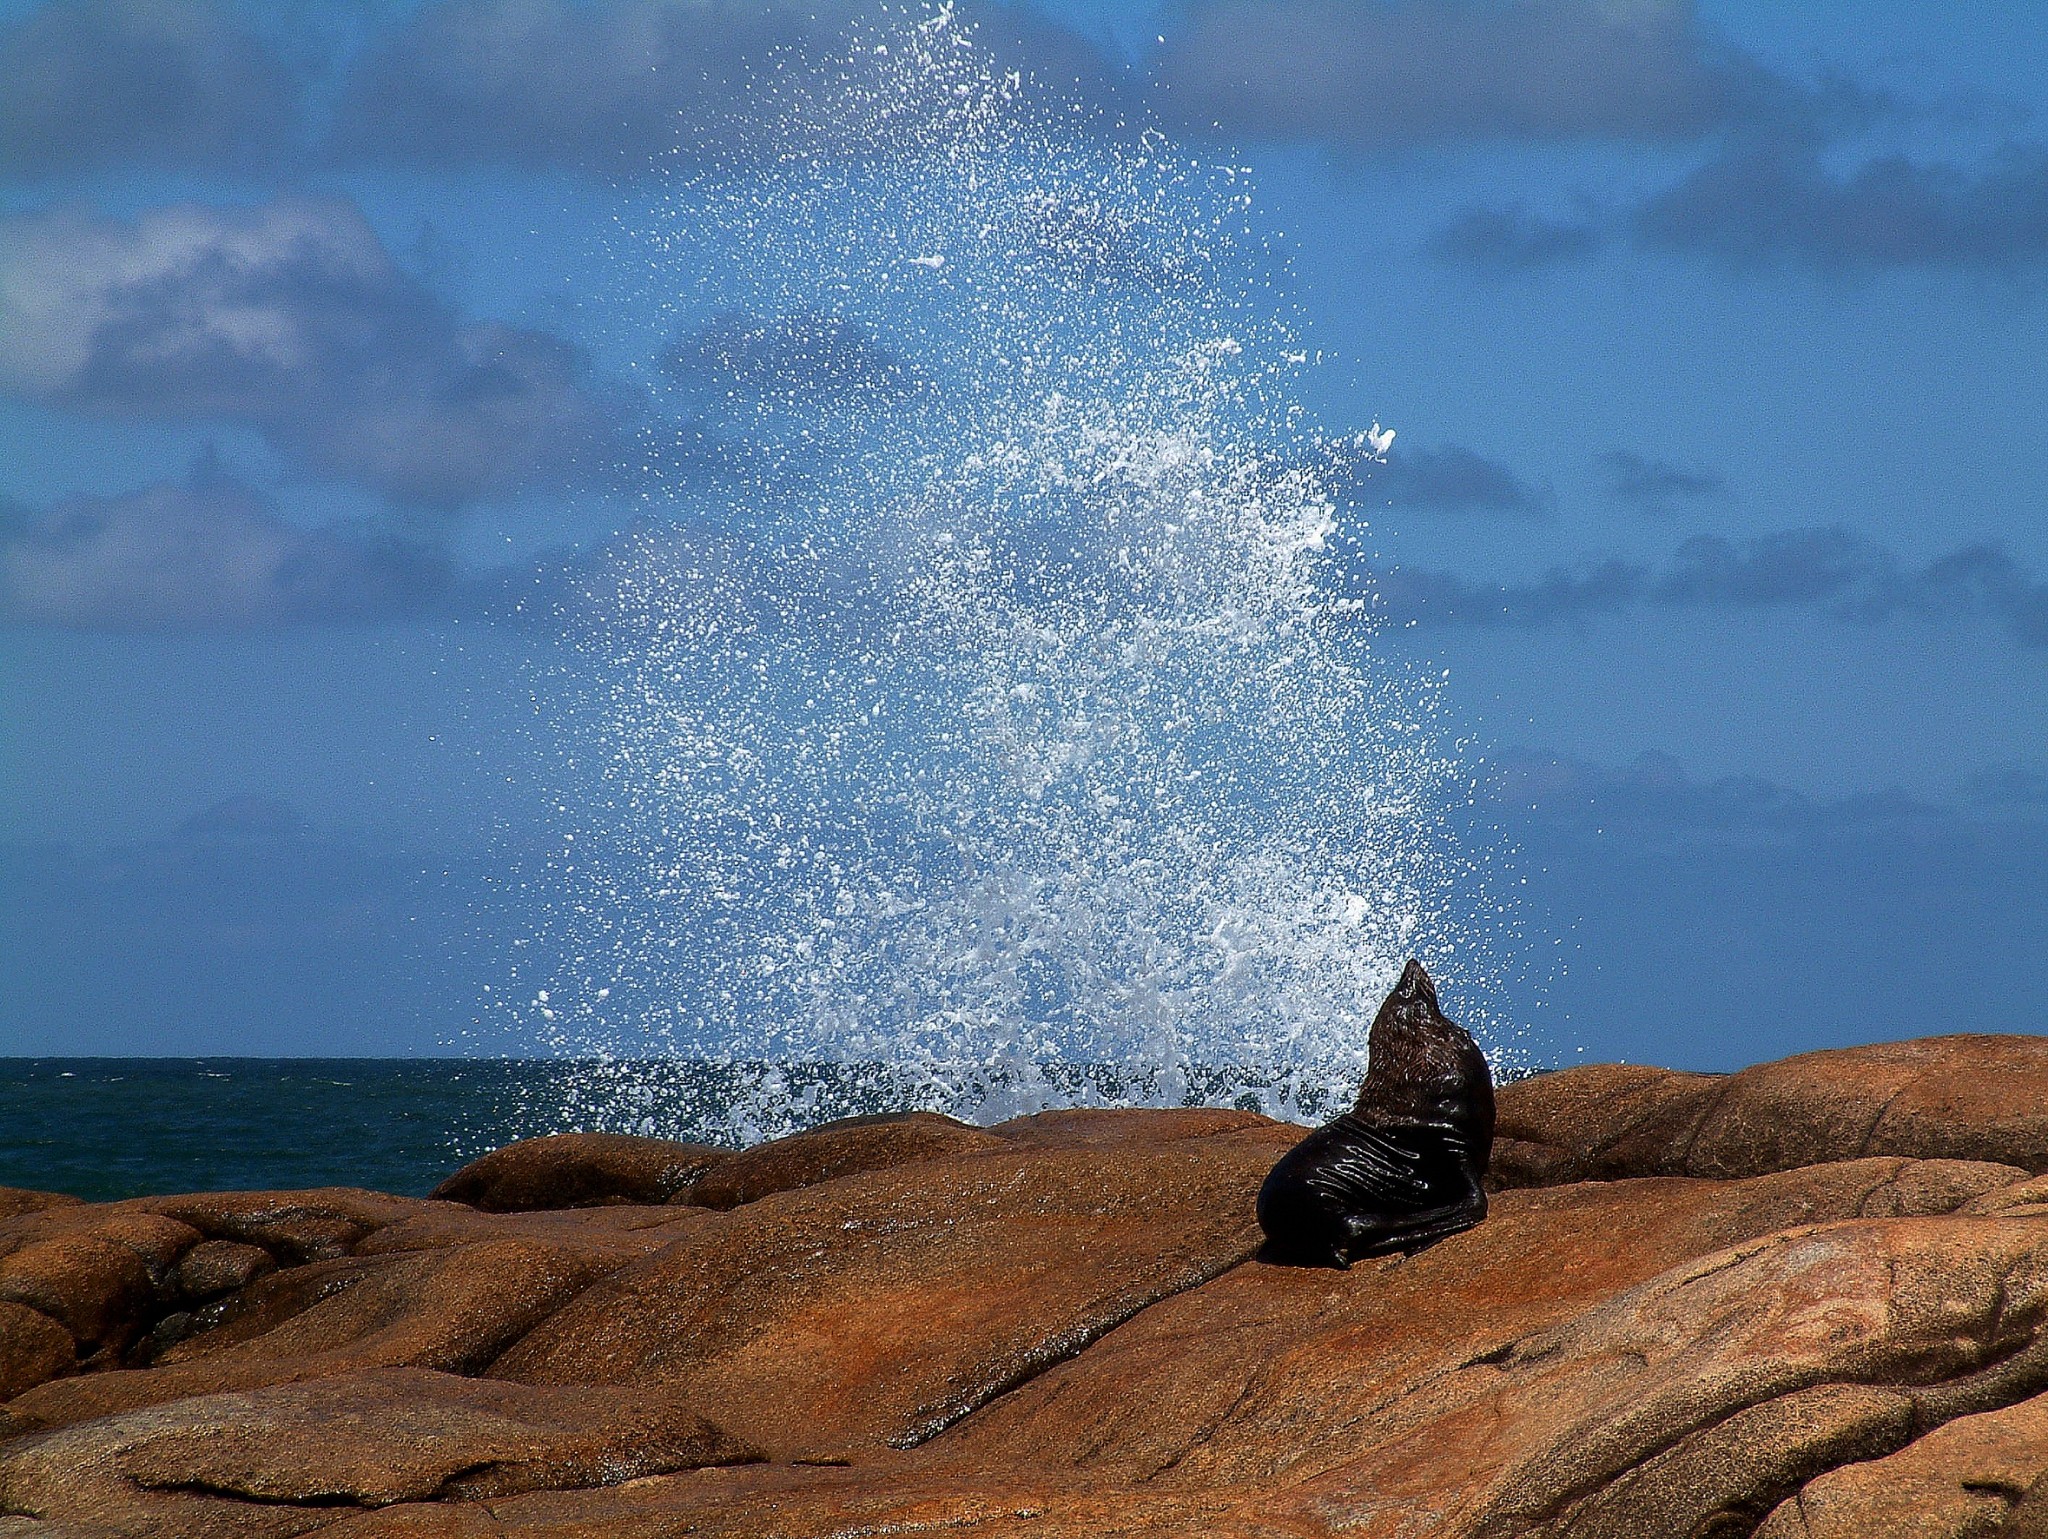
685 1111 1006 1210
430 1133 730 1212
170 1241 274 1304
0 1368 757 1537
491 1123 1300 1459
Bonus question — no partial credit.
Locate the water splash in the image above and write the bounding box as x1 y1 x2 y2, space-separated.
492 8 1526 1143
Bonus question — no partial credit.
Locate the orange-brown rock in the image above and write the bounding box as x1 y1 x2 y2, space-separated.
491 1122 1301 1458
430 1133 729 1212
0 1206 201 1357
0 1368 757 1539
171 1240 276 1302
921 1156 2024 1488
1497 1034 2048 1183
138 1188 441 1263
684 1110 1007 1210
990 1105 1282 1148
8 1037 2048 1539
348 1196 712 1259
1754 1388 2048 1537
0 1189 81 1221
5 1233 620 1432
1491 1062 1723 1183
0 1302 73 1400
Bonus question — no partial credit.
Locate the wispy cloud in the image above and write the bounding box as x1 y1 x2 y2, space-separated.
1359 526 2048 649
326 0 1117 173
328 0 848 172
1601 449 1726 511
1155 0 1786 150
1636 139 2048 272
1368 556 1648 627
0 462 454 630
1483 746 1952 844
0 0 302 178
0 199 627 509
1426 203 1603 270
1350 443 1556 516
1966 762 2048 811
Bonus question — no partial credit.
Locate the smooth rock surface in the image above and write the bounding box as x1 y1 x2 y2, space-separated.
1496 1034 2048 1182
8 1033 2048 1538
0 1304 72 1400
683 1111 1006 1210
0 1368 757 1539
429 1133 729 1212
491 1123 1301 1458
1754 1389 2048 1537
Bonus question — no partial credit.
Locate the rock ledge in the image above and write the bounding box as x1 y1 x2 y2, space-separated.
7 1034 2048 1537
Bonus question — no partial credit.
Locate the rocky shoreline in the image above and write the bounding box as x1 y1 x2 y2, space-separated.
6 1033 2048 1536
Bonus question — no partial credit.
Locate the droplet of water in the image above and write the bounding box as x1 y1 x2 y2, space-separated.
489 6 1527 1142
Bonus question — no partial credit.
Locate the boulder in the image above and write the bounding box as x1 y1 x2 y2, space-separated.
138 1189 442 1264
1755 1389 2048 1537
0 1192 80 1222
0 1209 201 1358
684 1111 1006 1210
0 1304 73 1400
5 1235 618 1432
430 1134 729 1212
0 1368 757 1539
490 1122 1301 1459
170 1241 274 1304
1496 1035 2048 1182
1491 1063 1723 1184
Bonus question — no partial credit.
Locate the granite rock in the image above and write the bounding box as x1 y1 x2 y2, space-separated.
429 1134 729 1212
8 1034 2048 1538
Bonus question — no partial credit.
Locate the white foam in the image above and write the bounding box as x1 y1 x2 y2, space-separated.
488 6 1527 1142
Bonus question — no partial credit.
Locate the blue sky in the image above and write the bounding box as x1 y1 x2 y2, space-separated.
2 0 2044 1069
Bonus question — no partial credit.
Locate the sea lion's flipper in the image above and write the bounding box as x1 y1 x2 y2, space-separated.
1342 1185 1488 1260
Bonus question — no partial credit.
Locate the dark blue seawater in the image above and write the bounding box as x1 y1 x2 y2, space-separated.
0 1057 1346 1202
0 1059 550 1201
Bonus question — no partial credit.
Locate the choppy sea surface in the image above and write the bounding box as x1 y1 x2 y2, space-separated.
2 1056 1359 1202
2 1060 567 1201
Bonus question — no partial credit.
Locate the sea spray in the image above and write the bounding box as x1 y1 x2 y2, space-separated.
488 6 1527 1143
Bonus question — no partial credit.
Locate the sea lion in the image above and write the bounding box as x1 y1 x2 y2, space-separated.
1257 959 1494 1267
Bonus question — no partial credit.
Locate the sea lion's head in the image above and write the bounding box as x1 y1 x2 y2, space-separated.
1353 959 1492 1131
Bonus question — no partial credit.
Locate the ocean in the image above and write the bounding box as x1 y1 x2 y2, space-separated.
0 1056 1375 1202
1 1059 549 1201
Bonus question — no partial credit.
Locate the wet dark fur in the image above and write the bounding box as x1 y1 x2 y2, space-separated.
1257 959 1495 1267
